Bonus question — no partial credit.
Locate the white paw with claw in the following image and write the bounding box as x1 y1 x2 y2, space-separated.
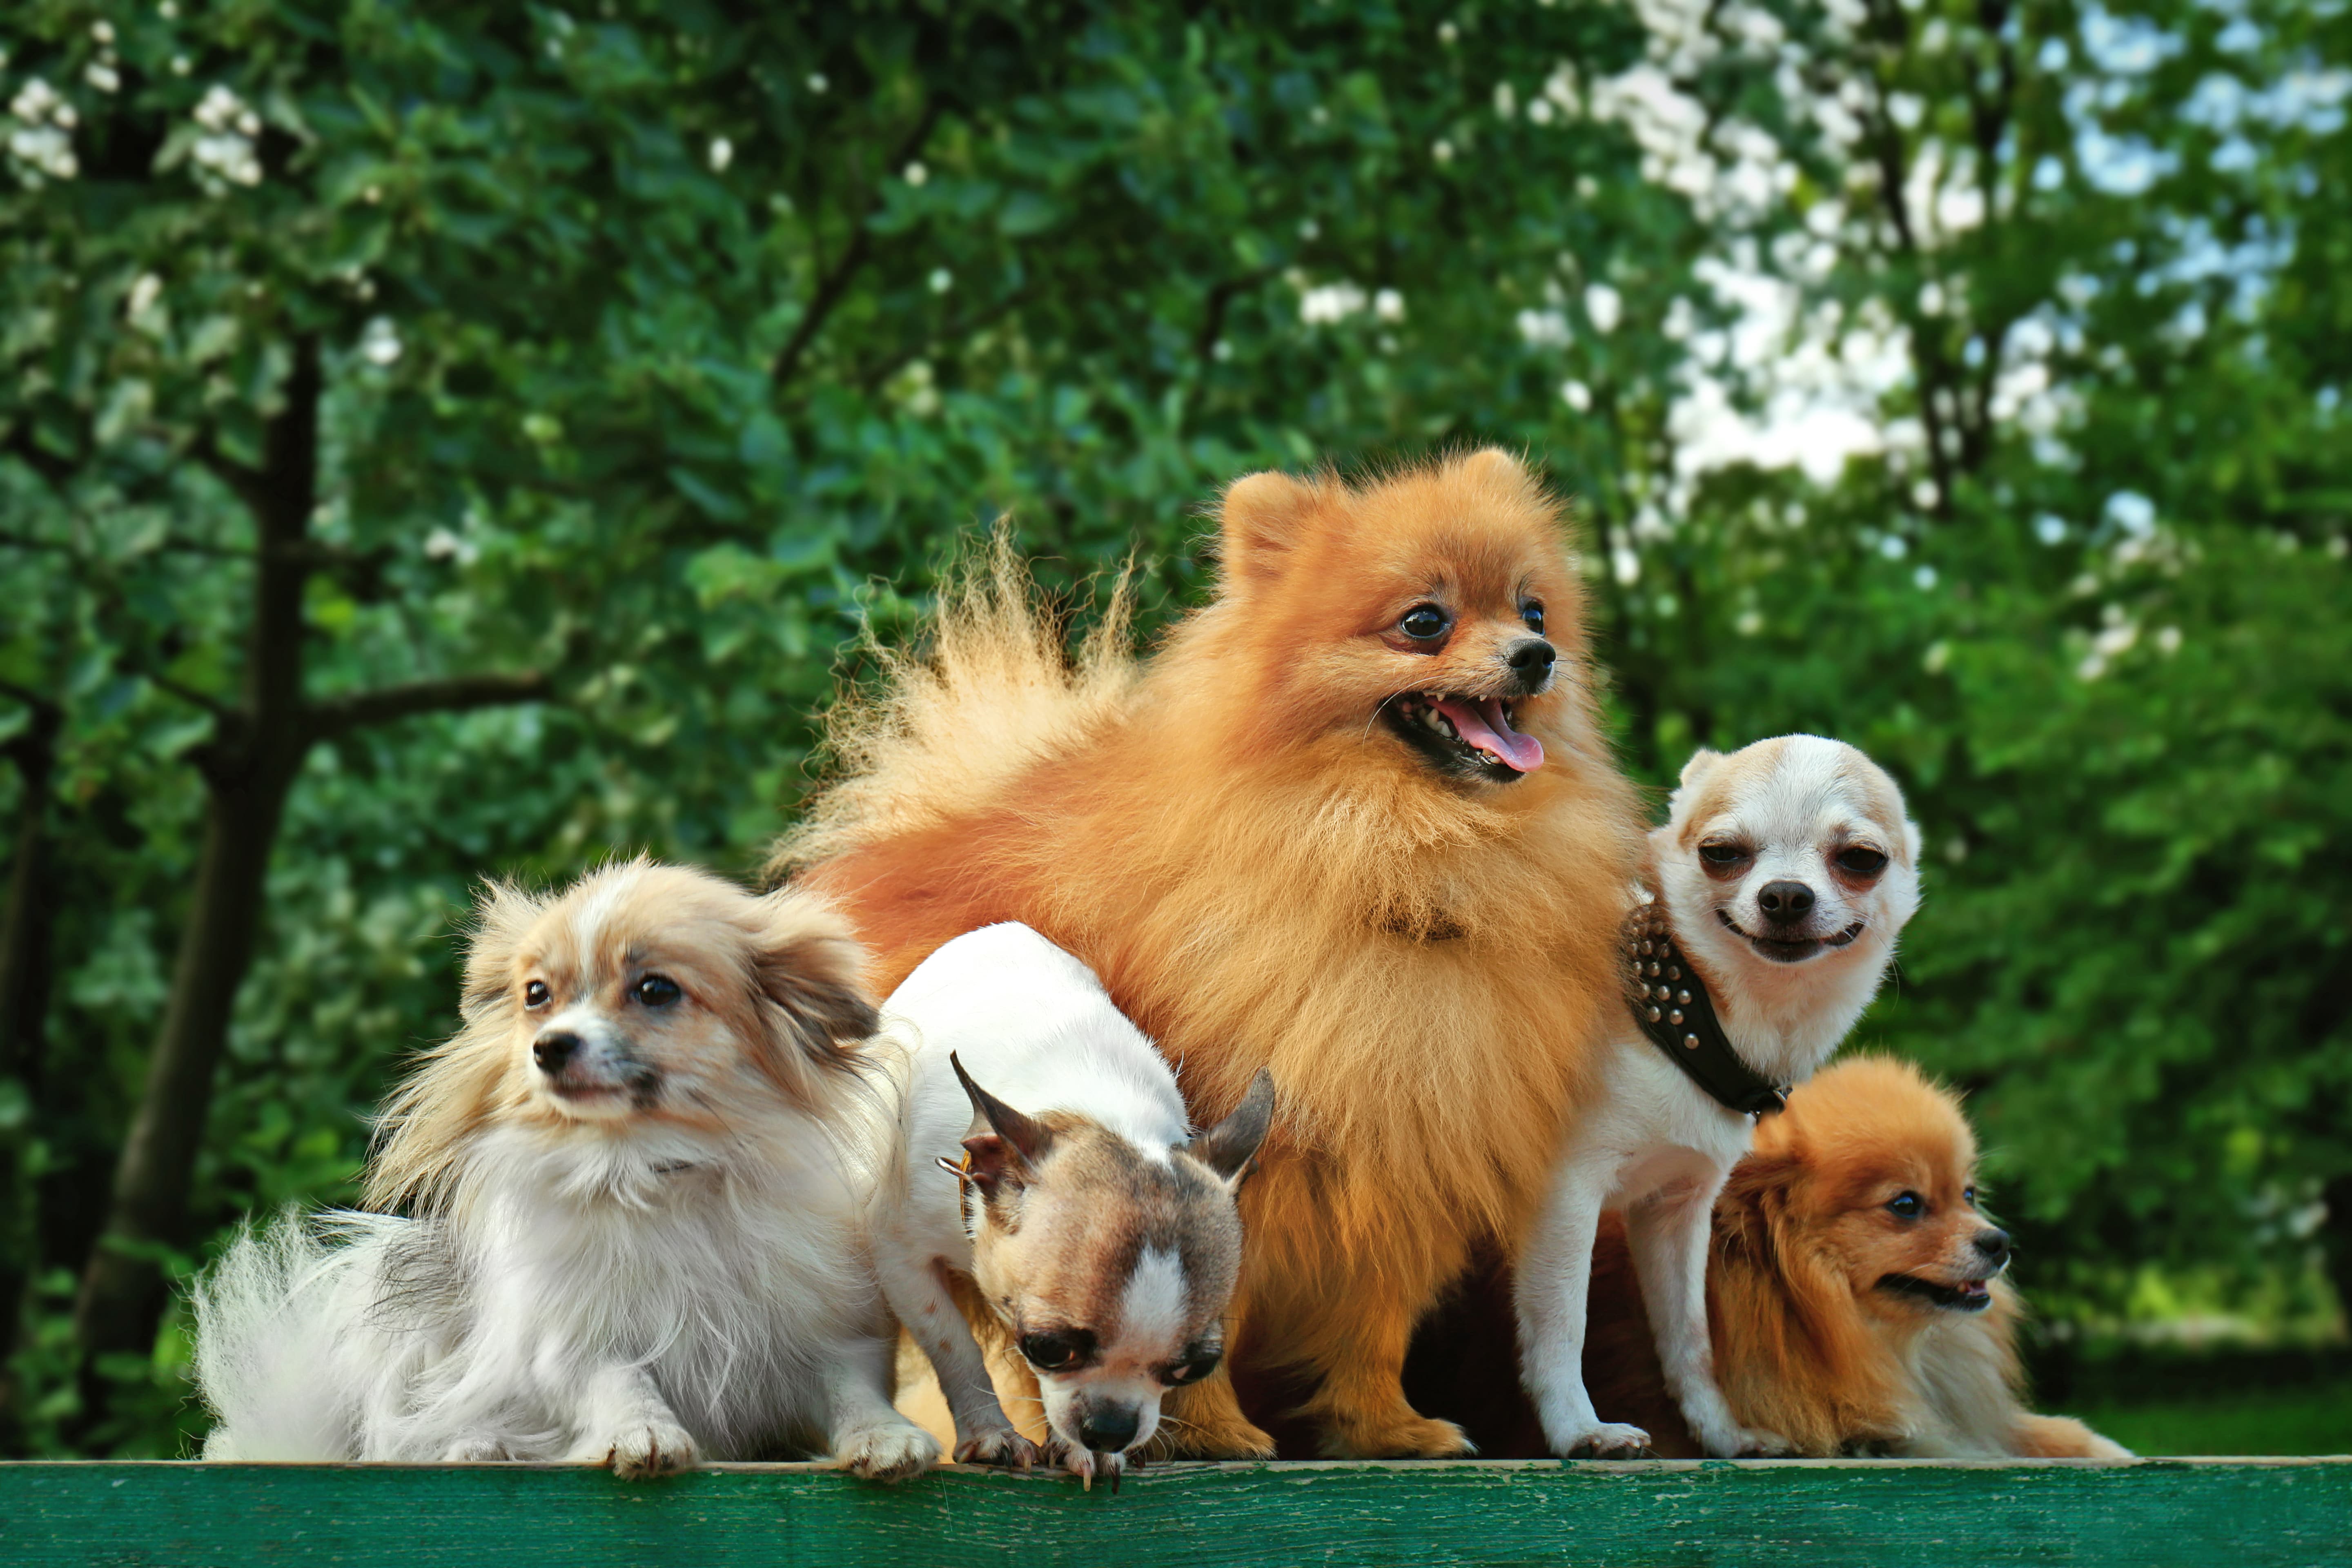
1559 1422 1656 1460
595 1421 698 1479
835 1419 942 1483
1046 1434 1127 1492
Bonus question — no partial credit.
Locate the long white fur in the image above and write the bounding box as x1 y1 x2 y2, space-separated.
1516 735 1922 1458
867 922 1201 1480
193 870 936 1478
195 1098 924 1470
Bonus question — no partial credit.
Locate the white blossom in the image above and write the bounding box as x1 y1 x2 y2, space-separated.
190 85 264 190
1298 282 1367 325
6 78 81 183
359 316 402 366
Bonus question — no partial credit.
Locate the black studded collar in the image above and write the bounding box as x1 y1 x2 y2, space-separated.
1623 901 1788 1119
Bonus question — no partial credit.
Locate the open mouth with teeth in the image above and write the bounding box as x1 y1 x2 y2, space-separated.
1386 694 1545 782
1878 1273 1995 1312
1716 911 1866 964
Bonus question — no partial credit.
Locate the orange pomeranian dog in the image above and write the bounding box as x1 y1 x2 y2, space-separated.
1430 1057 2129 1458
776 451 1645 1458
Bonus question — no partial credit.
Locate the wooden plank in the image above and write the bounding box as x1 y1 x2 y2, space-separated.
4 1459 2348 1568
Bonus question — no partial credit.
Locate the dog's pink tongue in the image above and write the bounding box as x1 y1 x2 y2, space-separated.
1431 697 1544 773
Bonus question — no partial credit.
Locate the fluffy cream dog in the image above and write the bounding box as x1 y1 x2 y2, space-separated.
192 859 939 1480
1516 736 1921 1457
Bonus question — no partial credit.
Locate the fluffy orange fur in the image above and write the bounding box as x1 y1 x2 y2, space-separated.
1575 1057 2128 1458
777 451 1645 1457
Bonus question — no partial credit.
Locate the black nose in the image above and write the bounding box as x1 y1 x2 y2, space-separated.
1076 1406 1140 1454
1504 638 1556 690
1756 880 1815 923
533 1031 580 1074
1973 1228 2011 1265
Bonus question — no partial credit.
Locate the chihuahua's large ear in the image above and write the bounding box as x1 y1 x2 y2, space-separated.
749 887 880 1067
1677 748 1724 791
1184 1069 1276 1190
1666 747 1726 838
952 1052 1055 1197
1218 470 1317 588
458 878 546 1019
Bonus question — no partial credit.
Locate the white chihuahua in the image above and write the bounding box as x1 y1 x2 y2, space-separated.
869 922 1273 1488
1516 736 1922 1458
193 859 940 1481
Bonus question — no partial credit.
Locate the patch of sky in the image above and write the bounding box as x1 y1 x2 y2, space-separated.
2078 4 2184 74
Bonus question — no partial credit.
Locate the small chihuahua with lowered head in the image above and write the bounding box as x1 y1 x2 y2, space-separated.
870 922 1274 1488
1516 736 1921 1458
194 859 940 1481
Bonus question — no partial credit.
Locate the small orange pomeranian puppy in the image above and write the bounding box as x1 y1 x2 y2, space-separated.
778 451 1645 1457
1571 1057 2129 1458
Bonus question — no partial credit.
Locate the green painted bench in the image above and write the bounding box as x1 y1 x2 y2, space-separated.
5 1459 2346 1566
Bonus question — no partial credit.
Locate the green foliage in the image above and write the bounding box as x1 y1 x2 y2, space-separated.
0 0 2346 1455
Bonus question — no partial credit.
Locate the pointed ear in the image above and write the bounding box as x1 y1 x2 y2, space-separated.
1677 747 1724 791
750 888 880 1064
952 1052 1055 1196
459 878 546 1019
1185 1069 1276 1189
1452 445 1536 493
1218 470 1317 587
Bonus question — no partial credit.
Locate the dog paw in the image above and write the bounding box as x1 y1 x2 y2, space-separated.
1727 1427 1796 1459
1045 1434 1127 1492
581 1420 696 1486
600 1421 698 1479
953 1425 1044 1471
439 1437 516 1463
835 1420 942 1483
1320 1414 1477 1460
1558 1423 1657 1461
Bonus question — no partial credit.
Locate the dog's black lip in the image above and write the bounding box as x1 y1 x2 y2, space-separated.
1877 1272 1995 1312
1383 692 1527 785
1715 910 1866 963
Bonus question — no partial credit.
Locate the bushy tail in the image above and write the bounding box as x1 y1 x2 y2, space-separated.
769 526 1140 878
189 1210 380 1460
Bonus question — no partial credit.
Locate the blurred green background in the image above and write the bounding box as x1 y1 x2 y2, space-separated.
1 0 2346 1457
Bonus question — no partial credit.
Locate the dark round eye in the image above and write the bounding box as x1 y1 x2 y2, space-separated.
1835 846 1890 878
1165 1351 1223 1386
1521 601 1545 634
1018 1332 1083 1372
523 980 550 1010
634 974 681 1007
1887 1191 1925 1219
1962 1186 1977 1207
1399 604 1451 641
1699 842 1750 866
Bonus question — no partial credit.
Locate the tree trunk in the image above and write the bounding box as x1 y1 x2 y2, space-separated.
69 766 297 1364
70 337 322 1380
0 694 62 1448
